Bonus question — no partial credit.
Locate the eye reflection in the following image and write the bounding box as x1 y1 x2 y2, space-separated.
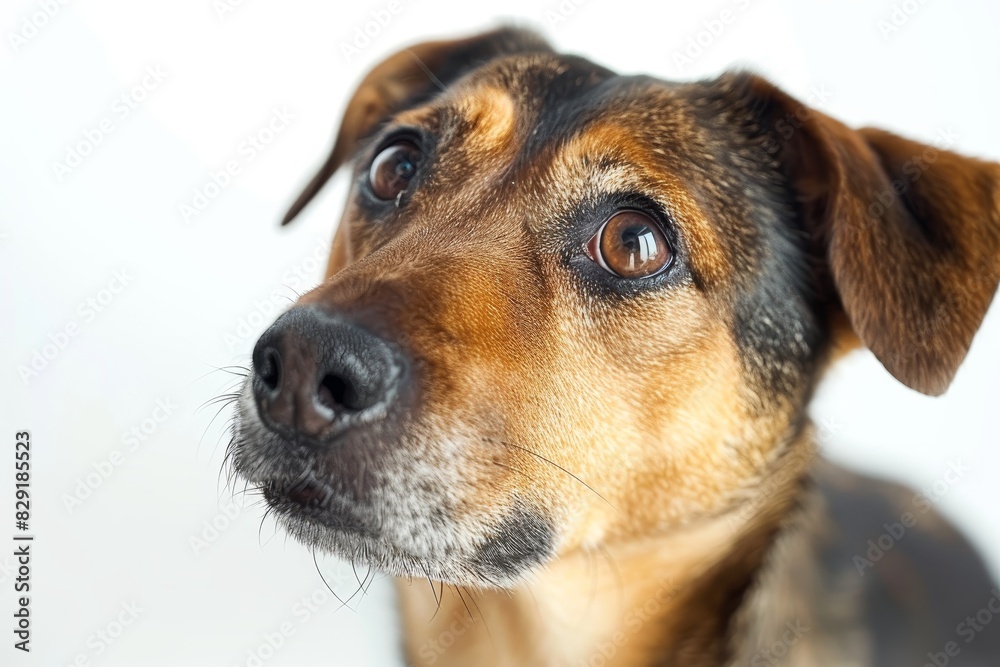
369 141 423 201
586 210 672 279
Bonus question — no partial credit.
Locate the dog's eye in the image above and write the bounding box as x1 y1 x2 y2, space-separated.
585 210 672 279
369 140 423 201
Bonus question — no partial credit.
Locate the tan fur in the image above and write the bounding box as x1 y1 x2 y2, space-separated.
397 430 816 667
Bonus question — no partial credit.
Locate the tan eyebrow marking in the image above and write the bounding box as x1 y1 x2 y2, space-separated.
536 121 731 288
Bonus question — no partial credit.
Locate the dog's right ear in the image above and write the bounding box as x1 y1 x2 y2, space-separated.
720 72 1000 395
281 26 550 226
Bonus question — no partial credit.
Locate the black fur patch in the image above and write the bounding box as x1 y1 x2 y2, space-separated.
469 505 554 582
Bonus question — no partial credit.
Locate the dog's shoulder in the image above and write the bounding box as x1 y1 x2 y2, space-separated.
812 460 999 664
731 459 1000 666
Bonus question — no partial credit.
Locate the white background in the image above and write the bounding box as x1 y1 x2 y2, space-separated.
2 1 999 665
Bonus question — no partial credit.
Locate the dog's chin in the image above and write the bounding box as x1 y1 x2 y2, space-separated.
269 510 487 587
262 485 555 589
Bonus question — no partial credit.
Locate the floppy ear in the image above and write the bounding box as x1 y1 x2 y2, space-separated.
729 73 1000 395
281 26 550 227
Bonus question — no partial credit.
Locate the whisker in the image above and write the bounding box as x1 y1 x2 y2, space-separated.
190 363 250 386
490 460 541 484
217 438 238 496
471 568 505 591
340 563 370 611
462 587 495 649
485 437 617 512
313 548 350 610
258 505 277 547
596 543 625 609
351 559 364 594
362 565 375 595
197 392 242 413
453 584 476 625
425 569 443 621
200 398 241 460
405 50 447 92
584 547 599 621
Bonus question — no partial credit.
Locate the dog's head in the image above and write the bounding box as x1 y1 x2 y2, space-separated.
230 28 1000 587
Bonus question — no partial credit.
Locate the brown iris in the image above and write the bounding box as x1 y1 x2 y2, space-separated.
368 141 423 200
585 210 672 279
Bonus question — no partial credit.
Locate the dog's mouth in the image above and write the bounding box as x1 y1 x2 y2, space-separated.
264 478 327 508
260 472 373 535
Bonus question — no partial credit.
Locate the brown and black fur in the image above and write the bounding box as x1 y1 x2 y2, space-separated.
227 27 1000 666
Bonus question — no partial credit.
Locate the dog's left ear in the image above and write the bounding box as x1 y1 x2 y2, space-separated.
723 73 1000 395
281 26 550 226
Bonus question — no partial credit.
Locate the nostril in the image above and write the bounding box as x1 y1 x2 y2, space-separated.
251 307 402 438
317 373 354 412
258 347 282 393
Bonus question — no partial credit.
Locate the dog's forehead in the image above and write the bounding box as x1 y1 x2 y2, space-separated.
388 54 743 288
438 54 695 157
393 54 695 163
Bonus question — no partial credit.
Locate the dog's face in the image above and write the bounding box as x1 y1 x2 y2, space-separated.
230 29 1000 587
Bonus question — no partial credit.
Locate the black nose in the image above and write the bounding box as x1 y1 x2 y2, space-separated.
251 307 402 439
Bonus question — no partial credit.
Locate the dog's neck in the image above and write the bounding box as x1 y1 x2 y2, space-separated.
396 432 816 667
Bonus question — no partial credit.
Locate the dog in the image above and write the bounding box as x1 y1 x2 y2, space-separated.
228 27 1000 666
